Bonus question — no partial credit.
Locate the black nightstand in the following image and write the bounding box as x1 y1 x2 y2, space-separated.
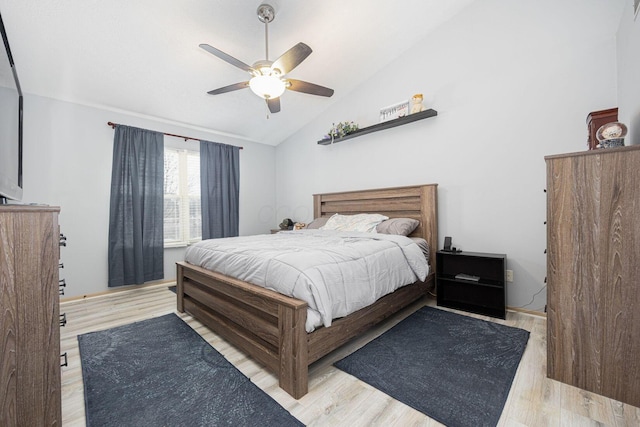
436 251 507 319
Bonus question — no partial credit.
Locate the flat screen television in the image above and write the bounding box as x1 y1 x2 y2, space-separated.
0 10 23 203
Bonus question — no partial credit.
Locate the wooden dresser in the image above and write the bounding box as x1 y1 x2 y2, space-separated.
545 146 640 408
0 205 62 426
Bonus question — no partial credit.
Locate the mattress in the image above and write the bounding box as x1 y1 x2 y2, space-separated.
184 229 429 332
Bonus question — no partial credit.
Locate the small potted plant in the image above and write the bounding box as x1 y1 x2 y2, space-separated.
321 121 359 143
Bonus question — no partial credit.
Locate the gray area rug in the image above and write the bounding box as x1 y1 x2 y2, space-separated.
334 306 529 427
78 313 303 427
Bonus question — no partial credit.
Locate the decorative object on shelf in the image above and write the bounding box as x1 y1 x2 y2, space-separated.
410 94 425 114
379 100 410 123
318 108 438 145
321 121 360 142
596 122 627 148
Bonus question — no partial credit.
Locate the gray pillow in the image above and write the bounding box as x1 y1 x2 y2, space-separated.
376 218 419 236
305 217 330 229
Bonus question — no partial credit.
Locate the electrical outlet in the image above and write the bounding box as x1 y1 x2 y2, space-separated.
506 270 514 282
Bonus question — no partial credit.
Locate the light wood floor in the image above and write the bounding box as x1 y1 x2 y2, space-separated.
60 284 640 426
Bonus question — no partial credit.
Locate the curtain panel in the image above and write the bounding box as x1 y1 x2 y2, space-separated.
200 140 240 239
108 125 164 287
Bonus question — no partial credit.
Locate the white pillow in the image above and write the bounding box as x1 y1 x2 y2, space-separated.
320 213 389 233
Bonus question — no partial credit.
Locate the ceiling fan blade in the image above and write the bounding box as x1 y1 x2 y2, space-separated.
271 43 312 75
199 44 254 73
286 79 334 97
207 82 249 95
266 97 281 113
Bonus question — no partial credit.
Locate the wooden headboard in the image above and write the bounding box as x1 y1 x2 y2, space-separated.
313 184 439 268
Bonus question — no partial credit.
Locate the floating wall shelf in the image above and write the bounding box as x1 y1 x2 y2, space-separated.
317 108 438 145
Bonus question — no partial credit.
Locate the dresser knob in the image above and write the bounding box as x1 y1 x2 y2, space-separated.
60 352 68 367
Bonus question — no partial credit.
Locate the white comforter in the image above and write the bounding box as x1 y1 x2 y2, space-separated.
184 230 429 332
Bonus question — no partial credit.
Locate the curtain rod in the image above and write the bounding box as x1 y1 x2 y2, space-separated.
107 122 243 149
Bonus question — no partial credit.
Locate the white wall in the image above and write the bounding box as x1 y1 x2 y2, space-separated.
21 95 277 298
617 1 640 145
17 0 633 306
274 0 625 312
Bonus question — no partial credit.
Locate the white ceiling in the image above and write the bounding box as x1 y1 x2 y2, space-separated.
0 0 476 145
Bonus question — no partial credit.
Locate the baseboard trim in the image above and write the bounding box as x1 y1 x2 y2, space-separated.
60 279 176 303
507 306 546 318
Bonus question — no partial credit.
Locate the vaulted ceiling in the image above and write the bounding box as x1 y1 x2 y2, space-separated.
1 0 476 145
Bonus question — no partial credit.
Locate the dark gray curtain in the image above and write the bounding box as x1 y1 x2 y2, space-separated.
108 125 164 287
200 140 240 239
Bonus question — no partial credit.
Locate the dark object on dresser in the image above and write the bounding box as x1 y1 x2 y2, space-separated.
586 107 617 150
436 250 507 319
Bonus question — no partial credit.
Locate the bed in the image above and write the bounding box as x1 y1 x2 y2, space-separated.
176 184 438 398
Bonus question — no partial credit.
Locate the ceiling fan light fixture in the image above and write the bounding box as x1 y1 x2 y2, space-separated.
201 3 334 112
249 75 286 99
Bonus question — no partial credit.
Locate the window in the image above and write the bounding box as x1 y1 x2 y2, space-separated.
164 148 201 246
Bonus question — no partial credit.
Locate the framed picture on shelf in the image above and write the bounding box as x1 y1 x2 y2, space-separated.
379 100 409 123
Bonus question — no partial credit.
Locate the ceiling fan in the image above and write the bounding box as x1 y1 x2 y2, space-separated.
200 3 334 114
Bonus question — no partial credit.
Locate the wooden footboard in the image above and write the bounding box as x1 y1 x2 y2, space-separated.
177 262 309 398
